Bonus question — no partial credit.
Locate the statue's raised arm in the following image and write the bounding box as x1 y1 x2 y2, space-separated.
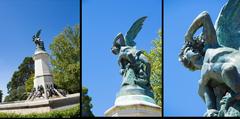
185 11 219 49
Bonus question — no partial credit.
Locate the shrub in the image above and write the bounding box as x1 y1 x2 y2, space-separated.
0 104 80 118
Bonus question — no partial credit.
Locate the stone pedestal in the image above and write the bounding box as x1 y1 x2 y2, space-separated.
105 95 161 117
26 49 64 101
0 93 80 114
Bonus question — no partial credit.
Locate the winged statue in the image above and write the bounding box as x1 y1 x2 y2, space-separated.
33 29 45 51
111 16 154 99
179 0 240 117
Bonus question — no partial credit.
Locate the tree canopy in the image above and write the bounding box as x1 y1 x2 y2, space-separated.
49 25 80 94
4 57 34 102
82 86 94 117
144 30 162 107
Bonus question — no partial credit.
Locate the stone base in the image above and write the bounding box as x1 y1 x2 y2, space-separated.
105 103 161 117
115 95 157 107
105 95 161 117
105 95 162 117
0 93 79 114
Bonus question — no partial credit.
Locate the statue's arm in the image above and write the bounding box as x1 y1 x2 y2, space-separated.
198 69 217 114
199 79 218 117
118 56 125 75
198 82 216 109
185 11 217 48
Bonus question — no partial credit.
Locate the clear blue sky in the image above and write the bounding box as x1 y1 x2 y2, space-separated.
0 0 79 101
83 0 161 116
164 0 228 116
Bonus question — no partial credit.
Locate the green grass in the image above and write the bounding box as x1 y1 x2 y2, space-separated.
0 104 80 118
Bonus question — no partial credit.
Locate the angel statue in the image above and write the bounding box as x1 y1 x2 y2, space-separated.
179 0 240 117
111 16 154 99
33 29 45 51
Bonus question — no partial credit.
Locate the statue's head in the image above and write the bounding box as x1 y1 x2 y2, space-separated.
179 36 205 71
111 44 120 55
112 33 125 55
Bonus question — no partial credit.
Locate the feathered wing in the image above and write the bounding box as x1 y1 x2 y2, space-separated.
36 29 42 38
113 33 125 46
215 0 240 49
125 16 147 46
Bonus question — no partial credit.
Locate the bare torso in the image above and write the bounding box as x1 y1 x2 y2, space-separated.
199 47 240 110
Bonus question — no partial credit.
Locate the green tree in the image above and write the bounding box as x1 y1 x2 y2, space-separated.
4 57 34 102
25 74 34 93
50 25 80 94
144 30 162 107
82 87 94 117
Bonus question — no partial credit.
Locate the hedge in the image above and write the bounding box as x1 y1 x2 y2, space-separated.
0 104 80 118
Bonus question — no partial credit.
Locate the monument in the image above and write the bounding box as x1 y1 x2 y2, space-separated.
26 29 65 101
179 0 240 117
105 16 161 117
0 30 80 114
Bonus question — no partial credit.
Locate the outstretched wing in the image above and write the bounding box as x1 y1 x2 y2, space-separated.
215 0 240 49
36 29 42 38
125 16 147 46
113 33 125 46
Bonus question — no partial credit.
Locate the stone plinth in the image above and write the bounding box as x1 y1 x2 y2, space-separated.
105 103 161 117
0 93 79 114
105 95 161 117
27 49 64 101
33 50 54 91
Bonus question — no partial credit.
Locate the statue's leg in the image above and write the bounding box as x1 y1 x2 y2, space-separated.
213 86 228 110
139 54 151 79
205 86 217 110
221 64 240 93
121 68 136 86
220 63 240 110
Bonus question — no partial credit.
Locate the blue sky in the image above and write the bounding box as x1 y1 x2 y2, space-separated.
0 0 79 101
164 0 228 116
82 0 161 116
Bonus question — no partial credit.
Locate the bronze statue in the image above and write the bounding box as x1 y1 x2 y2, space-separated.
33 29 45 51
179 0 240 117
111 16 154 99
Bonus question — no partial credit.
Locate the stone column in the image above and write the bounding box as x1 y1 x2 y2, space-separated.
26 49 64 101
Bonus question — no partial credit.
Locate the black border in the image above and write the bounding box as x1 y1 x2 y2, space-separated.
161 0 164 117
80 0 83 117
